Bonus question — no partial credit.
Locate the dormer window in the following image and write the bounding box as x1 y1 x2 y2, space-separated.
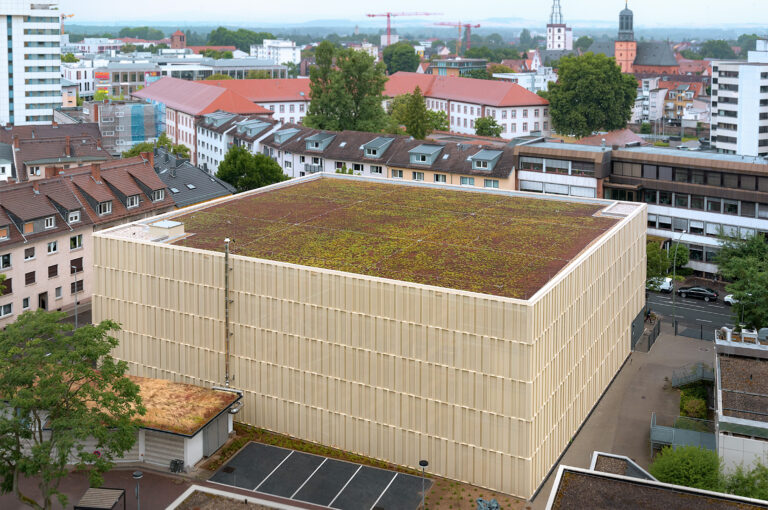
152 189 165 202
310 141 320 149
98 201 112 215
475 161 489 170
366 148 377 157
418 155 427 163
44 216 55 229
68 210 80 223
126 195 140 209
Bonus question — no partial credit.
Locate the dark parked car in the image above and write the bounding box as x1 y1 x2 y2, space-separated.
677 286 718 302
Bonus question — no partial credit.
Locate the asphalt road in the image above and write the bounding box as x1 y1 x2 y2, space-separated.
647 291 738 328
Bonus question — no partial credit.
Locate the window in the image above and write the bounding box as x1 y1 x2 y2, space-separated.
647 214 657 228
24 222 34 234
152 189 165 202
460 177 475 186
706 197 722 213
475 160 489 169
48 264 57 278
70 234 83 250
657 216 672 230
0 254 9 269
690 195 704 210
673 217 688 232
22 297 29 310
370 165 382 175
70 257 83 274
24 247 35 260
0 303 11 318
658 191 672 205
71 280 84 294
418 155 427 163
484 179 499 189
706 172 721 187
523 122 528 131
44 216 55 229
185 184 196 190
412 172 424 181
674 194 689 208
98 201 112 215
126 195 139 208
741 202 756 218
392 169 403 179
55 286 62 299
723 199 739 215
0 226 6 240
434 174 446 183
47 241 57 254
68 210 80 223
353 164 363 172
691 171 705 185
723 174 739 189
2 278 11 295
25 271 35 285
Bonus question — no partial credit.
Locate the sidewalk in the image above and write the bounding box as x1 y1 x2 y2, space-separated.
529 325 714 509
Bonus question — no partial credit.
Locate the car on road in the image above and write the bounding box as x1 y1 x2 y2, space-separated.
646 277 673 293
677 286 718 302
724 293 751 306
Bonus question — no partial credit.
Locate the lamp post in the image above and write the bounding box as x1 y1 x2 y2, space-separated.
671 230 687 333
419 459 429 509
132 471 143 510
71 265 79 329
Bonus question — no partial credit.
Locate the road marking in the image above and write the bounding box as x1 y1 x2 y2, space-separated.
290 457 327 499
329 464 363 508
254 450 294 491
369 472 399 510
699 320 713 323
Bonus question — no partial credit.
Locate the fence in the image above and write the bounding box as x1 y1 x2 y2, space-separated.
671 363 715 388
633 318 661 352
650 412 716 457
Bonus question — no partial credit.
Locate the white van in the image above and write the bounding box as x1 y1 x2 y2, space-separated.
646 277 673 293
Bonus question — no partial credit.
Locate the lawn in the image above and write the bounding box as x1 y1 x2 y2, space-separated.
173 178 617 299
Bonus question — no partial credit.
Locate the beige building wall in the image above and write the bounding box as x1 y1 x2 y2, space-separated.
92 189 645 499
388 167 515 190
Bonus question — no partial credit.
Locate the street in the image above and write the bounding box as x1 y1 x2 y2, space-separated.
647 292 737 328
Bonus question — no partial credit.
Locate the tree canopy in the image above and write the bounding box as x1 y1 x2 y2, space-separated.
121 132 189 160
647 242 670 281
574 36 594 53
540 53 637 138
207 27 274 52
382 42 420 74
0 311 144 510
488 64 514 75
201 49 233 59
216 146 288 192
118 26 164 41
205 73 233 81
304 42 387 132
465 69 493 80
246 70 271 79
716 233 768 329
464 46 521 62
699 40 737 59
61 53 79 63
475 116 503 137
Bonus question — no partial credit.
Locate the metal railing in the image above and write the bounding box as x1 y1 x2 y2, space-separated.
304 164 323 174
671 363 714 388
650 412 716 457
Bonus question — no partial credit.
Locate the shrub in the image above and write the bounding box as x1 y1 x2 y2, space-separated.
640 122 652 134
682 397 707 419
650 446 721 490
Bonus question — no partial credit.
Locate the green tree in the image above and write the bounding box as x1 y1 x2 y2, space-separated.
121 43 136 53
724 463 768 500
640 122 652 134
216 146 287 192
670 243 689 269
246 70 271 79
121 133 189 159
207 27 274 52
305 44 387 132
680 49 703 60
647 242 670 281
519 29 533 50
465 69 492 80
283 62 299 78
427 110 448 132
382 42 420 74
475 116 502 137
699 40 737 59
118 26 164 41
488 64 514 75
402 87 430 139
737 34 760 55
201 49 233 59
61 53 79 63
93 90 108 101
205 73 233 81
0 311 144 510
649 446 721 491
574 36 594 53
717 233 768 329
147 43 168 54
540 53 637 138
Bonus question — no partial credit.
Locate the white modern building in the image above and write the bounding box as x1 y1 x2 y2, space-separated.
493 67 558 94
71 38 124 55
0 0 62 125
711 39 768 157
61 60 96 99
631 77 668 124
546 0 573 51
249 39 301 65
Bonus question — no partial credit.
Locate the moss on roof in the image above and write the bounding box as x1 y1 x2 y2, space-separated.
172 178 618 299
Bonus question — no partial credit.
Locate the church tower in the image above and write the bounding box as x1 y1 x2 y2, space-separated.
546 0 573 51
614 1 637 73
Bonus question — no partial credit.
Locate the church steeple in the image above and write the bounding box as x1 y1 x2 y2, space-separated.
549 0 564 25
618 1 634 41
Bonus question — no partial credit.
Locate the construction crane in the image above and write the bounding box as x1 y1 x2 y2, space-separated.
60 14 74 35
367 12 441 47
434 21 481 56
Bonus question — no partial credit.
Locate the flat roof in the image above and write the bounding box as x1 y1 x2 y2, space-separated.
170 177 621 299
719 354 768 424
522 142 610 153
617 146 768 166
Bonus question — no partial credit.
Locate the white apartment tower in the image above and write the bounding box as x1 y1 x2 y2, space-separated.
546 0 573 51
711 39 768 157
0 0 62 125
250 39 301 65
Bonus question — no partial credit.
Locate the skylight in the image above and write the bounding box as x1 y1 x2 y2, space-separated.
186 184 197 190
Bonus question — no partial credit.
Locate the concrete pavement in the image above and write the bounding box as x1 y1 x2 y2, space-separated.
528 324 715 509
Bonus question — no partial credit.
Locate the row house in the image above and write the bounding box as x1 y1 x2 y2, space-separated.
196 112 278 175
384 72 552 140
261 125 516 190
0 154 174 326
132 77 273 166
200 79 311 125
514 141 768 277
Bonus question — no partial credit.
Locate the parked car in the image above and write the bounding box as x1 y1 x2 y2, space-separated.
724 293 751 306
646 277 673 293
677 286 718 302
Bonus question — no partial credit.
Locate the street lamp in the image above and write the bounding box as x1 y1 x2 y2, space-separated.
132 471 143 510
71 265 79 329
671 230 687 332
419 459 429 509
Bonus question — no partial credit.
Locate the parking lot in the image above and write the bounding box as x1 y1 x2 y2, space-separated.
210 442 431 510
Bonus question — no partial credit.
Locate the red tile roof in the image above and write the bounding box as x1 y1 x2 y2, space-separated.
172 30 185 36
132 78 272 116
200 78 311 102
659 80 704 98
384 72 548 107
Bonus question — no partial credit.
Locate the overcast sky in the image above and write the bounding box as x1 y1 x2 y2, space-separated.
61 0 768 27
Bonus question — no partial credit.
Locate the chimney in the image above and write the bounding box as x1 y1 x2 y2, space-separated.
91 163 101 183
12 135 19 150
140 151 154 168
32 180 39 194
93 103 100 122
65 136 71 157
52 120 58 128
96 139 102 150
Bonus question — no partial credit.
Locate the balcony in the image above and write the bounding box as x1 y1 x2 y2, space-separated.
304 164 323 174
